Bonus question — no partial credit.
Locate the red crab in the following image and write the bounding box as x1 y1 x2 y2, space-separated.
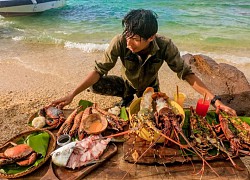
0 143 37 166
39 106 66 128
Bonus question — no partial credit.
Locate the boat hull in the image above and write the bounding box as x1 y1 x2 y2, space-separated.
0 0 66 16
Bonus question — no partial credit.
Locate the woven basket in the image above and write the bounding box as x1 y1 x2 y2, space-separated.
0 129 56 179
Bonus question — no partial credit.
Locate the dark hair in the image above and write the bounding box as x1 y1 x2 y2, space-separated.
122 9 158 40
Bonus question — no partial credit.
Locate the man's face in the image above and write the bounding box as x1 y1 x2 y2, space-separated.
126 35 153 53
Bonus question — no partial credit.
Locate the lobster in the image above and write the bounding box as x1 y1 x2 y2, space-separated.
189 107 243 170
215 107 250 156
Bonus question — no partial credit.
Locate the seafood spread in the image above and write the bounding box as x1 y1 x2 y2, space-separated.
126 87 220 177
124 87 250 178
51 135 111 169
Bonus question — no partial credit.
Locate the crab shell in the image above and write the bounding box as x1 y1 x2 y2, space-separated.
4 144 33 160
45 106 64 119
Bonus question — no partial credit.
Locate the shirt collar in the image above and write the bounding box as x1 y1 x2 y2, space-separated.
150 37 160 55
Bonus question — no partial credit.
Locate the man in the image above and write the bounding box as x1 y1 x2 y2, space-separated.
52 9 236 115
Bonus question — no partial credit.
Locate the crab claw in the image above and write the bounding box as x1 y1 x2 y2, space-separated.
16 152 37 166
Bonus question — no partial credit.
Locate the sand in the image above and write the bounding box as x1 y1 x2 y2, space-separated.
0 41 249 173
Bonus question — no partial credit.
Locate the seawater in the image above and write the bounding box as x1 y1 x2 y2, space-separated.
0 0 250 67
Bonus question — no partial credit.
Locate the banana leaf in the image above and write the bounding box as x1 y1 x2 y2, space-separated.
238 116 250 125
78 99 93 110
0 132 50 174
120 106 129 121
25 132 50 165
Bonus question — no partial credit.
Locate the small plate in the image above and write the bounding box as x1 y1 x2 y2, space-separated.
57 134 71 147
0 129 56 179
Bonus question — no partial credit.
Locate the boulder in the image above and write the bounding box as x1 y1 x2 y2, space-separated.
182 54 250 116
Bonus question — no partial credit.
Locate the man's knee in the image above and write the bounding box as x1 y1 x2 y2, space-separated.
89 75 125 97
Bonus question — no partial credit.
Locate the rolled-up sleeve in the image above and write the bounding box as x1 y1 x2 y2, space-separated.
94 35 122 76
164 39 193 80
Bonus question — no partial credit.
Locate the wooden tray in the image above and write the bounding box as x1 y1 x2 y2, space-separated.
123 133 229 164
28 109 74 130
52 143 117 180
0 129 56 179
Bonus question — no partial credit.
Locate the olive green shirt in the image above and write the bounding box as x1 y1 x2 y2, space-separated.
95 34 193 91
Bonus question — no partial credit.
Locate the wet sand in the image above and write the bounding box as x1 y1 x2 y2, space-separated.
0 41 249 174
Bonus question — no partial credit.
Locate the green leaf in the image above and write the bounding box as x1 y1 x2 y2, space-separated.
239 116 250 125
120 106 129 121
26 132 50 157
206 111 219 125
183 109 191 129
78 99 93 110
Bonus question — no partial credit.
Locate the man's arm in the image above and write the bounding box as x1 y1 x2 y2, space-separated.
51 70 101 108
70 70 101 97
184 74 214 101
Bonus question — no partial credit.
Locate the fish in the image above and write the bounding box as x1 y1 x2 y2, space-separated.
66 135 111 169
51 141 76 167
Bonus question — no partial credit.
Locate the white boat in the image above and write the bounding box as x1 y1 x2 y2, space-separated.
0 0 66 16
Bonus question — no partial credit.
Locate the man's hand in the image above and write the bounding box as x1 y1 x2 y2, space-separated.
51 94 74 109
50 70 101 109
215 100 237 116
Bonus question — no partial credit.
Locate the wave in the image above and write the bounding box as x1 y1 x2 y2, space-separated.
64 41 250 64
11 35 64 45
205 53 250 65
64 41 109 52
64 41 250 66
180 51 250 65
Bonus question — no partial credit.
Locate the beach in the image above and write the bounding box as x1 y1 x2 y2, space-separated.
0 40 198 144
1 41 250 174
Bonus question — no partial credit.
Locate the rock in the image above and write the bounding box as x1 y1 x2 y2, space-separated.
182 53 250 116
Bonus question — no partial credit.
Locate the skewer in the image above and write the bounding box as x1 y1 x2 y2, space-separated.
176 85 179 100
202 93 207 104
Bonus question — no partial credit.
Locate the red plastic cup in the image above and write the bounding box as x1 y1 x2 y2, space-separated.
196 98 210 117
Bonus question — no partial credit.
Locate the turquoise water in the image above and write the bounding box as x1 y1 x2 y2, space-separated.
0 0 250 63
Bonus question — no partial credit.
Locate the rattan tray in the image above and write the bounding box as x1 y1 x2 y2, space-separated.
0 129 56 179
